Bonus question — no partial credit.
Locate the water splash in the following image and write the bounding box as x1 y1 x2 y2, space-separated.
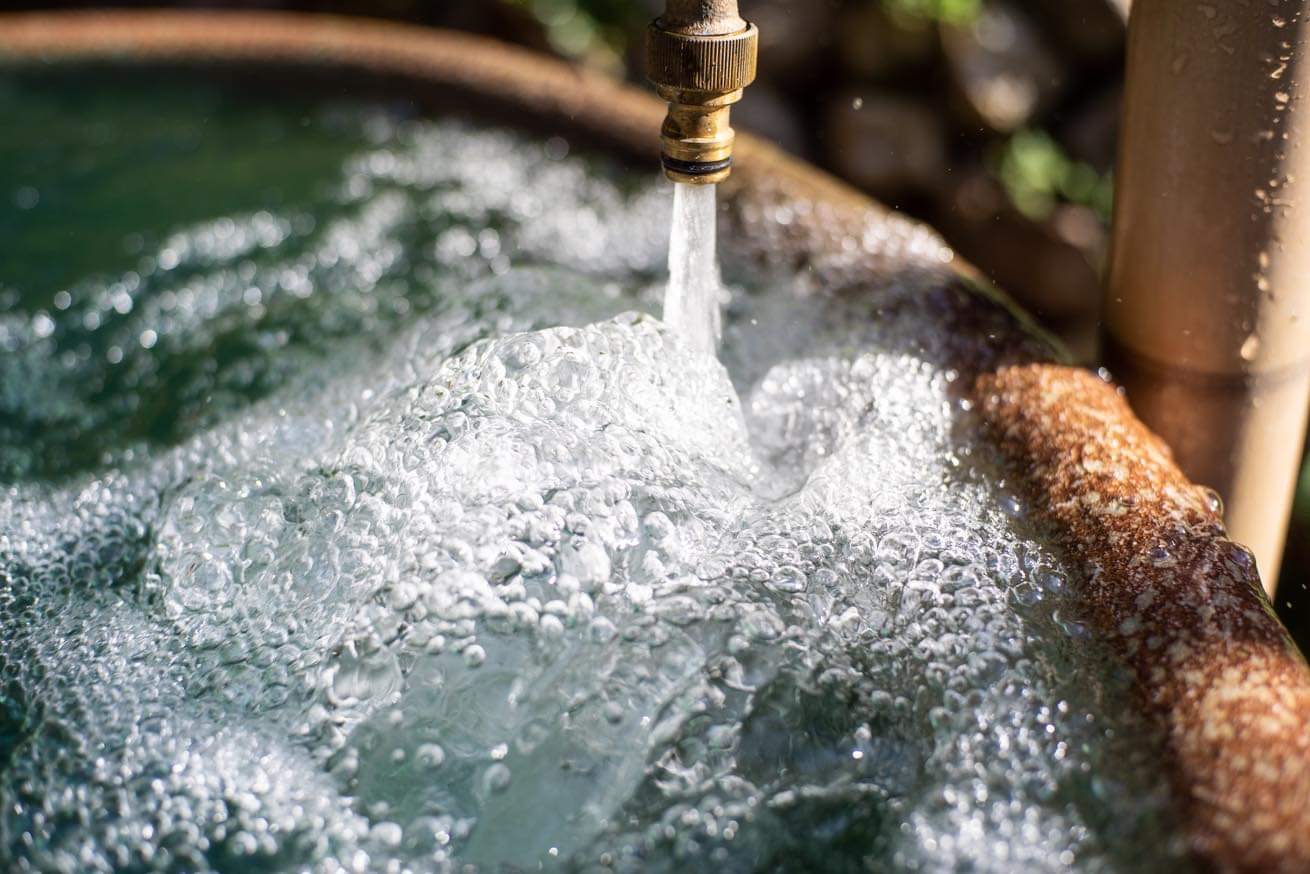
0 72 1193 873
664 182 724 356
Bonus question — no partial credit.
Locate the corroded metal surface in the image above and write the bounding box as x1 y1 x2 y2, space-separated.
1 10 1308 871
646 0 757 183
976 365 1310 872
658 0 747 35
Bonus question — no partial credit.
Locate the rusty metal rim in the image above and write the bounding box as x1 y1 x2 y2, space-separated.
2 9 1309 872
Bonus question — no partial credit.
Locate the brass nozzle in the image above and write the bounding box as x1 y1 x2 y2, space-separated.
646 4 758 185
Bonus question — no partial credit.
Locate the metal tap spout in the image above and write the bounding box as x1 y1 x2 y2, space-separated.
646 0 758 184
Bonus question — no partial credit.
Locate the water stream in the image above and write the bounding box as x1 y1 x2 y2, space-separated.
0 71 1193 873
664 183 723 356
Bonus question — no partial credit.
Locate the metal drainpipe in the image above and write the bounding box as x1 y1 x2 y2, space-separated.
1104 1 1310 593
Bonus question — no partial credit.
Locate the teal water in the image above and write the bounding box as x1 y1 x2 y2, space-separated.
0 70 1191 873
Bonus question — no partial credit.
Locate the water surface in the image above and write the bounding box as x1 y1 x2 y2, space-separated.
0 70 1189 873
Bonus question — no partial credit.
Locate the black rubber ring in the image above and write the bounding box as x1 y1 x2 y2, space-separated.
661 155 732 176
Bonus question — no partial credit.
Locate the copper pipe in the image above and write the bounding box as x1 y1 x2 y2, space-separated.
1104 1 1310 593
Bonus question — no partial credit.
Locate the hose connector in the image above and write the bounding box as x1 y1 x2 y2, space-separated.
646 4 758 185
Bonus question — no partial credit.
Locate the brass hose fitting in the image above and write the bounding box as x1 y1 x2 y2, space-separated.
646 1 758 185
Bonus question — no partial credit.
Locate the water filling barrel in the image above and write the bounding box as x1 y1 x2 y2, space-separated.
2 11 1309 872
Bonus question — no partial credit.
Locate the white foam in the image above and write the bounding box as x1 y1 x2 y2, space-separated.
0 114 1189 872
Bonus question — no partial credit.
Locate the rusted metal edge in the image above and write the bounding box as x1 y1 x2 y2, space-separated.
976 364 1310 872
2 9 1308 870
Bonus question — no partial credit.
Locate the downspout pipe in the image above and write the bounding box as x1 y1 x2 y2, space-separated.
1104 1 1310 592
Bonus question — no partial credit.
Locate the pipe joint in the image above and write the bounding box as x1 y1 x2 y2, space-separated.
646 17 757 184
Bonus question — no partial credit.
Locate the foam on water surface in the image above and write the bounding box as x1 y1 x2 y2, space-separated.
0 73 1190 872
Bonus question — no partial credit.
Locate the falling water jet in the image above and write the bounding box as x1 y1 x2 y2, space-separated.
664 182 724 356
645 1 757 357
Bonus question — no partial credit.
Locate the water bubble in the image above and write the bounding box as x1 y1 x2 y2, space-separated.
331 644 402 703
1037 569 1067 596
371 821 404 849
30 311 55 339
559 538 611 589
13 185 39 209
417 743 447 769
0 84 1186 874
482 763 512 795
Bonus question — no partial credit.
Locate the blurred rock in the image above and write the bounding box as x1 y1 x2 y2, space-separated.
836 3 936 81
824 92 946 197
942 1 1063 133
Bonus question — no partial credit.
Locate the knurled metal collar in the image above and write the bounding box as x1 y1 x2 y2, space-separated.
645 22 758 94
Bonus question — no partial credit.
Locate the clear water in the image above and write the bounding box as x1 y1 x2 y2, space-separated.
664 183 723 356
0 72 1191 872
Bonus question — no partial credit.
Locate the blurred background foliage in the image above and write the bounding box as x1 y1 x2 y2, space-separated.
11 0 1310 640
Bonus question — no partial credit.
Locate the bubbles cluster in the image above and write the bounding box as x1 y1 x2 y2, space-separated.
1 76 1189 872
